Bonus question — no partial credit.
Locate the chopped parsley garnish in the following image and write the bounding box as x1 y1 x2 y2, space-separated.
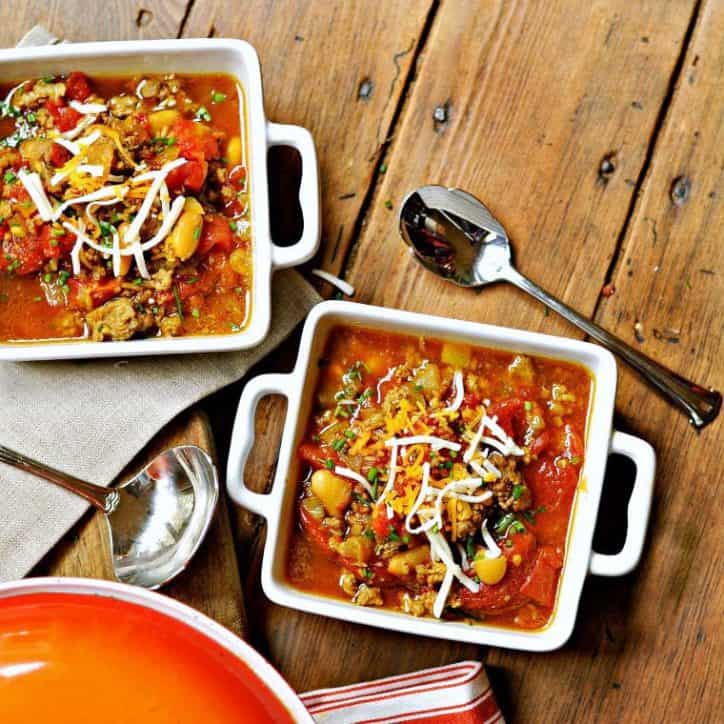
367 466 379 483
52 227 66 237
99 220 115 237
3 171 17 184
193 225 202 241
132 277 143 286
152 136 176 146
384 199 393 210
195 106 212 122
354 493 371 508
331 438 345 452
524 400 533 411
363 528 375 539
494 513 516 535
191 308 201 319
211 90 227 103
512 484 524 500
465 536 475 559
402 535 410 545
26 112 36 123
172 285 184 320
388 530 400 542
344 428 356 439
324 458 335 470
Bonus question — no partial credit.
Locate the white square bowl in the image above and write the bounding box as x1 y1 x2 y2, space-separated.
227 301 656 652
0 39 320 360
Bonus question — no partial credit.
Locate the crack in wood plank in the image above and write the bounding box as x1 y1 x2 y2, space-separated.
592 0 704 314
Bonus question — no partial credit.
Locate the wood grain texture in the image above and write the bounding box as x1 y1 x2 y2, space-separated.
0 0 185 47
182 0 434 278
348 0 696 338
555 0 721 719
36 410 248 638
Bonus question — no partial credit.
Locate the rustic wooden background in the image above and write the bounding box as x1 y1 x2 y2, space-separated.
5 1 722 721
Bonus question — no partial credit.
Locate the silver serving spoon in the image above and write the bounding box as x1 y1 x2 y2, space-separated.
0 444 218 588
400 185 721 429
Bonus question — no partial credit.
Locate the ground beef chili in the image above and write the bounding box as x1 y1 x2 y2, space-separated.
0 72 251 342
287 326 592 630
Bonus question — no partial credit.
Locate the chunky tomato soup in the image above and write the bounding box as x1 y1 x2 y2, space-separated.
287 326 592 630
0 71 251 342
0 593 293 723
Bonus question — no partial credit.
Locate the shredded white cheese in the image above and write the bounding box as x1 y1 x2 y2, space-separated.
123 157 186 247
376 444 398 505
463 411 488 463
334 466 374 498
433 568 455 619
481 519 502 559
52 185 127 221
385 435 461 452
310 269 355 297
17 170 54 221
140 195 186 251
405 463 439 534
444 370 465 412
69 100 107 115
61 114 97 140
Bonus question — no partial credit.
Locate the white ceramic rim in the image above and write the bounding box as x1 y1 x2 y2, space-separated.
0 38 320 360
226 300 656 652
0 576 313 722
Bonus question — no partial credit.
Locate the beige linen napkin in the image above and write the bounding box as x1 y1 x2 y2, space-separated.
0 23 321 582
0 270 319 582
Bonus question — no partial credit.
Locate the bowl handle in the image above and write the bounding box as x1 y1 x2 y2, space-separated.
266 121 320 269
589 431 656 577
226 373 294 519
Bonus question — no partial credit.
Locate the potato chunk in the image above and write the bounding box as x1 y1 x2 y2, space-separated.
310 469 352 517
387 545 431 577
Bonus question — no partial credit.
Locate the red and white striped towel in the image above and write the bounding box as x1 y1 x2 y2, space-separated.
300 661 505 724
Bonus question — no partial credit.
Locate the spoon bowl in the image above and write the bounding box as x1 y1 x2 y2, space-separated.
0 444 218 589
400 185 721 429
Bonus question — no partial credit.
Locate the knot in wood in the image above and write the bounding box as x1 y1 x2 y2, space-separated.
670 176 691 206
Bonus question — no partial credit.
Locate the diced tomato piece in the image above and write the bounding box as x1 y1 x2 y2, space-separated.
198 214 234 256
165 158 207 193
530 429 552 457
371 503 392 539
487 398 527 442
1 231 44 275
45 98 82 132
459 555 532 614
49 143 72 168
67 277 121 310
520 549 560 608
65 72 92 102
505 528 537 562
172 118 220 162
298 442 335 470
39 224 75 259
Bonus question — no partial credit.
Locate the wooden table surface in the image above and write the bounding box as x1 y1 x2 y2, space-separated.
5 1 722 721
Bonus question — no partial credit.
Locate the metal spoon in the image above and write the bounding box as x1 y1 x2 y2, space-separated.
0 444 218 588
400 185 721 429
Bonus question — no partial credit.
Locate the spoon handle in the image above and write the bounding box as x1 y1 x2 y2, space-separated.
0 445 118 512
502 267 721 429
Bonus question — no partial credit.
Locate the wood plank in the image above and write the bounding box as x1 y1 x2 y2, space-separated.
348 0 696 340
35 410 248 638
528 0 723 719
182 0 434 277
0 0 186 47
